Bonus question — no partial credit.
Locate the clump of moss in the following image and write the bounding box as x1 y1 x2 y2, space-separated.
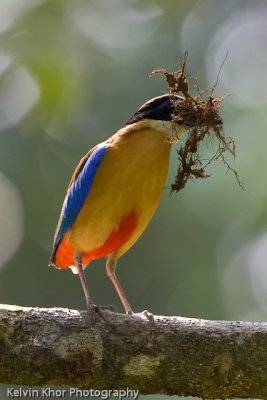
150 53 243 193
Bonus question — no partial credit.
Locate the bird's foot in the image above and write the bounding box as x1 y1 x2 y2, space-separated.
94 304 118 313
86 302 117 313
85 303 97 317
86 303 118 323
132 309 155 323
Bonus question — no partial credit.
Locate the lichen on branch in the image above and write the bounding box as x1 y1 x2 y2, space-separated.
0 304 267 399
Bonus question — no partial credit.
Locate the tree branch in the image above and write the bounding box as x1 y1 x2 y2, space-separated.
0 304 266 399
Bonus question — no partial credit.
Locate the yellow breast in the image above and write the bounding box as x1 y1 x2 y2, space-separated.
69 123 181 259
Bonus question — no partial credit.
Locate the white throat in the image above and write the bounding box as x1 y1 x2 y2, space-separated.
125 119 185 141
147 120 185 140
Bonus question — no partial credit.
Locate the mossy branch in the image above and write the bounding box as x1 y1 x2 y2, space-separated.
0 304 267 399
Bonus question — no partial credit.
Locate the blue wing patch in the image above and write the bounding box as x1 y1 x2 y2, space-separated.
50 142 108 262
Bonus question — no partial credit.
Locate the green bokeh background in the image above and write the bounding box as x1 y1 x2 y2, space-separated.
1 0 267 398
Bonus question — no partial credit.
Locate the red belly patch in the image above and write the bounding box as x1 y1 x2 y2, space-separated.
55 210 138 268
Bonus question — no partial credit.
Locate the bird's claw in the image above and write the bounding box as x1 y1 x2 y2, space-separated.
86 304 118 323
94 304 118 313
134 309 155 323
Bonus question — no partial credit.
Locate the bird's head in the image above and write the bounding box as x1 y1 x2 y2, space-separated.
125 94 222 141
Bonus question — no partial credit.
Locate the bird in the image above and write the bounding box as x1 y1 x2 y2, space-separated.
49 94 191 315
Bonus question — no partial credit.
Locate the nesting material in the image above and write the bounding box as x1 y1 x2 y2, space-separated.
150 53 242 193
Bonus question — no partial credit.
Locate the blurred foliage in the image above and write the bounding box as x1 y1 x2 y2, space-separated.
1 0 267 398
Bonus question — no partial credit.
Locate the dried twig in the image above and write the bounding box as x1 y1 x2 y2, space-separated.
150 53 243 193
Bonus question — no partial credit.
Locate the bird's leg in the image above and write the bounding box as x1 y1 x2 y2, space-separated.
75 251 95 311
106 257 133 314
